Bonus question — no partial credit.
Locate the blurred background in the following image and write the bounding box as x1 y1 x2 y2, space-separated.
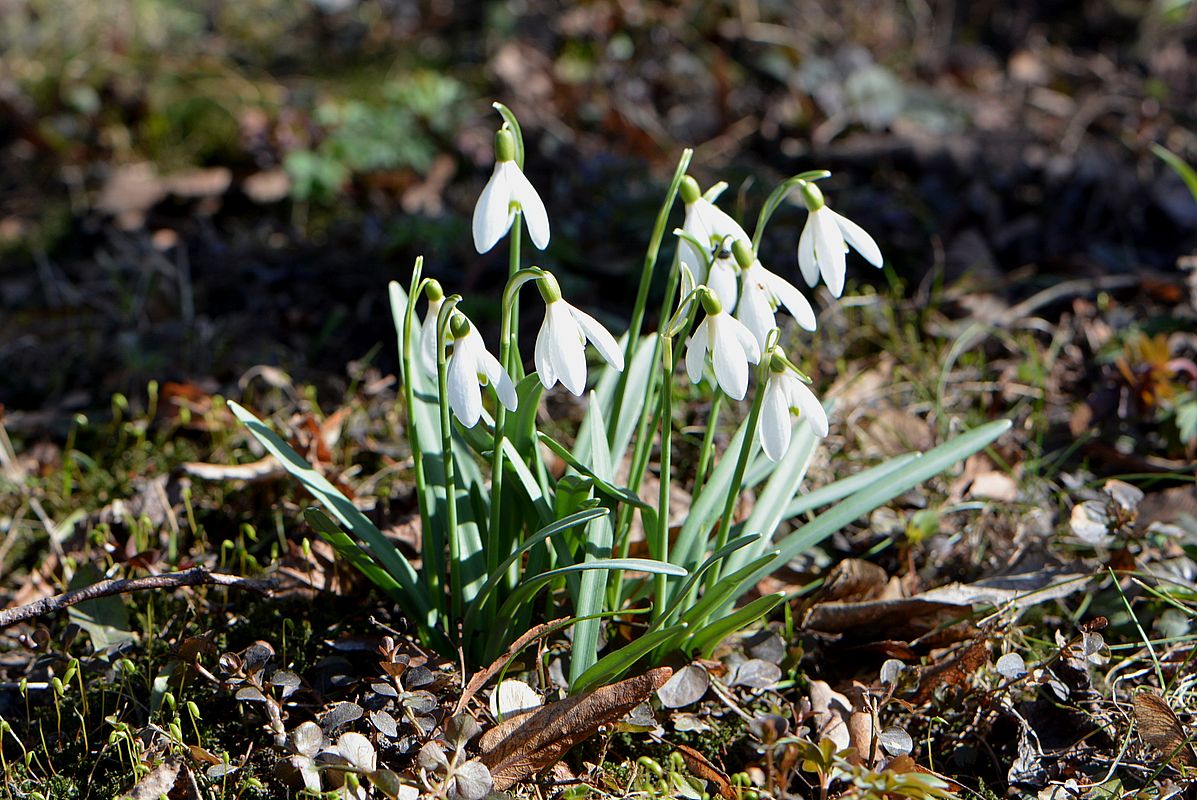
0 0 1194 422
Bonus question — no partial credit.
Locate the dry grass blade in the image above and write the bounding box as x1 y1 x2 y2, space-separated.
1132 690 1197 768
453 617 569 715
479 667 672 790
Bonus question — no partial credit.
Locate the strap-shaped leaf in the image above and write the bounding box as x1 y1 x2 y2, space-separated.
686 593 785 658
570 624 687 695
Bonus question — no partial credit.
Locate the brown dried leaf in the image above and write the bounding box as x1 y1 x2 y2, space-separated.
911 637 989 705
479 667 672 790
1133 691 1197 768
673 742 736 800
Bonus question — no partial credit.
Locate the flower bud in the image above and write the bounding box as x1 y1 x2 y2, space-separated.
537 272 563 304
699 287 723 316
799 181 825 211
495 128 516 163
450 311 471 340
731 239 754 269
425 279 444 303
679 175 701 205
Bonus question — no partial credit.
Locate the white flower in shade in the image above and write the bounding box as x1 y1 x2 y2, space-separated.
705 240 740 312
796 181 882 298
679 176 750 285
760 355 828 461
472 129 549 254
446 316 518 427
534 275 625 395
419 285 444 376
728 240 817 348
685 289 761 401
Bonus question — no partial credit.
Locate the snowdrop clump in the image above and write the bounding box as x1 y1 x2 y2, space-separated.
234 101 1010 688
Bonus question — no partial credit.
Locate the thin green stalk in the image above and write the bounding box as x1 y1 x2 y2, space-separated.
435 301 462 626
506 215 524 379
653 336 675 619
751 170 830 252
704 361 769 589
609 149 692 442
693 391 724 493
400 263 443 615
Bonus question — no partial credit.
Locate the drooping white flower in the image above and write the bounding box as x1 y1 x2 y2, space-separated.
796 181 882 298
472 129 549 254
679 176 750 286
684 289 761 401
446 315 518 427
725 239 817 348
760 354 828 461
534 274 625 395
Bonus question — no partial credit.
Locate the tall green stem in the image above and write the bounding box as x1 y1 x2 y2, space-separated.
704 364 768 589
435 306 462 626
609 149 692 442
694 391 724 493
653 335 675 619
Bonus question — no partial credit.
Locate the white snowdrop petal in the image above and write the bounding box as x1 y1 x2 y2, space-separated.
685 321 710 385
419 305 441 376
760 378 793 462
699 202 751 248
512 165 550 250
472 162 513 254
831 209 883 268
736 278 776 349
479 346 518 412
534 316 558 390
569 305 625 371
447 346 483 427
726 314 761 364
711 318 750 400
552 309 588 396
707 259 740 312
812 208 847 298
790 379 829 437
797 215 819 288
762 268 817 332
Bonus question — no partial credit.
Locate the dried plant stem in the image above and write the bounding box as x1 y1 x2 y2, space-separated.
0 567 275 628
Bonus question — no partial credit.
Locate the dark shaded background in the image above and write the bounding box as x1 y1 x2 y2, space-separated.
1 0 1194 420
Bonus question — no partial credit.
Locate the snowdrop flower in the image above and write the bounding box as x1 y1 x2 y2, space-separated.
705 237 740 311
445 312 518 427
796 181 882 298
472 128 550 254
730 239 817 349
685 288 761 401
419 280 444 376
760 350 829 461
534 273 625 395
679 176 750 285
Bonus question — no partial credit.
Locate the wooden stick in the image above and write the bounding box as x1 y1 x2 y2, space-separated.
0 567 276 628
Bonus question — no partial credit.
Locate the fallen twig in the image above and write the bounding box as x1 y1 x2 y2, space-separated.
0 567 276 628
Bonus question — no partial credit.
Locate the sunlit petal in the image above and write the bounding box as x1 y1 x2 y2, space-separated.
831 209 883 268
788 377 829 437
760 378 793 461
472 162 514 254
685 320 710 385
797 215 819 288
761 267 817 331
710 317 750 400
736 276 777 349
447 340 483 426
569 305 625 371
707 257 740 312
812 208 847 297
511 165 550 250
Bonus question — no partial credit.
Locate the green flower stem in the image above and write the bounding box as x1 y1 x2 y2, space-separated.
653 334 676 619
694 391 724 493
489 267 544 578
402 260 442 615
704 358 769 590
506 214 525 380
435 298 463 626
609 149 692 442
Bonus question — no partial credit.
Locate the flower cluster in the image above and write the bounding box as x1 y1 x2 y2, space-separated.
434 109 883 461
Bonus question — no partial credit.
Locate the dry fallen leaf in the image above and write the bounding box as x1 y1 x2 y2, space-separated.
673 742 736 800
479 667 672 790
1133 690 1197 768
